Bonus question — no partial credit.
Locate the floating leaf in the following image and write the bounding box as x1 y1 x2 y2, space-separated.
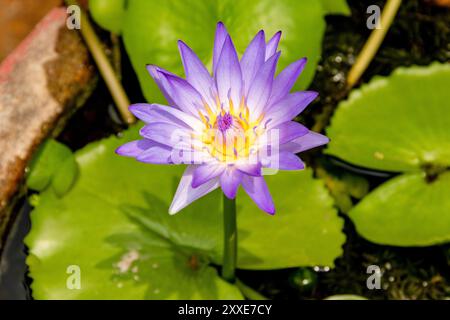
326 63 450 246
27 139 78 196
325 295 367 300
89 0 126 35
319 0 351 16
349 172 450 246
237 170 344 269
26 125 344 299
26 129 239 299
326 64 450 172
106 0 349 103
52 156 79 197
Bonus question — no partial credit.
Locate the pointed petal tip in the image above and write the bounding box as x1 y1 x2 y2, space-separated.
146 64 168 80
294 57 308 68
270 31 282 40
177 39 187 50
128 103 145 111
115 144 139 158
308 90 319 99
146 65 170 78
168 206 179 215
168 195 183 215
115 145 126 156
215 21 228 34
129 103 152 120
306 131 330 148
222 190 237 200
146 64 157 73
258 196 276 215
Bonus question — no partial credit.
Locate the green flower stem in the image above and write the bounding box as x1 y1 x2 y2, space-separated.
346 0 402 89
236 279 269 300
64 0 135 124
222 195 237 283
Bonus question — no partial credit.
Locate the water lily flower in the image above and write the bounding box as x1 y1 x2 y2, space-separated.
117 22 329 215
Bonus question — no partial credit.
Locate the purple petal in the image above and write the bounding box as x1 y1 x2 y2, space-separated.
192 163 225 188
130 104 203 129
146 65 176 106
140 122 191 148
281 131 330 153
215 35 243 109
170 149 213 165
240 30 266 94
247 52 280 121
220 167 243 199
241 176 275 215
128 103 154 123
115 139 155 157
213 22 229 74
266 151 305 170
136 144 173 164
265 31 281 60
169 166 220 214
157 71 204 116
236 162 262 176
265 91 318 128
268 58 307 106
275 121 309 145
178 40 217 109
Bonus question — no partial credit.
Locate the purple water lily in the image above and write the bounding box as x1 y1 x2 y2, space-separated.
117 22 329 215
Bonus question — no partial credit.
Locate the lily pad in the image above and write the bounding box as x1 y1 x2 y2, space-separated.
319 0 351 16
325 294 367 300
26 129 240 299
89 0 126 35
88 0 349 103
326 63 450 246
326 63 450 172
237 170 345 269
27 139 78 197
26 125 344 299
349 171 450 246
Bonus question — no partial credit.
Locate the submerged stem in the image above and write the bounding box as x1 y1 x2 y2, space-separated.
222 195 237 283
64 0 135 124
346 0 402 89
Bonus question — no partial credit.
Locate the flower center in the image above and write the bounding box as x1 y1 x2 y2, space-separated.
194 97 266 163
216 112 233 132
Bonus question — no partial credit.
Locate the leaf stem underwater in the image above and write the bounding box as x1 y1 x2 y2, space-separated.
346 0 402 89
64 0 135 124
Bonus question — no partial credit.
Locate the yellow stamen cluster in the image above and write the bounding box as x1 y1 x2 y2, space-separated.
195 97 265 163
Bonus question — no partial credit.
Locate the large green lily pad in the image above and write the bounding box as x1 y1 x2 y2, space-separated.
237 170 344 269
326 63 450 246
89 0 349 102
26 125 344 299
326 63 450 172
349 171 450 246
